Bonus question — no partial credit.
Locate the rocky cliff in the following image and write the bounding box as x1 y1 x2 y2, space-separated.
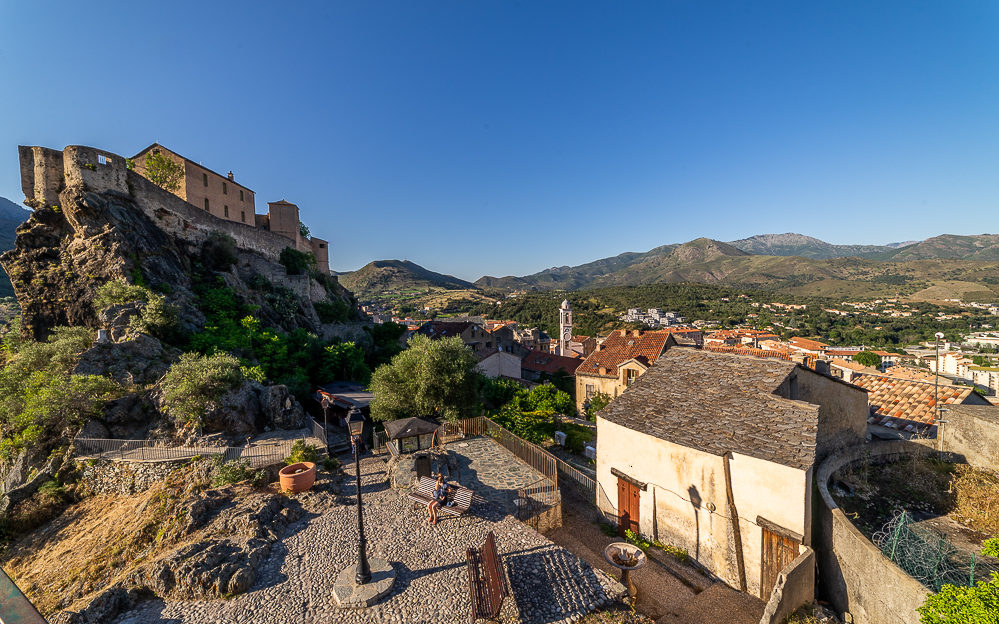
3 145 359 341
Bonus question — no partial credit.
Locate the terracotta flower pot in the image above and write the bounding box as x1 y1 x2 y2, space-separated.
279 462 316 494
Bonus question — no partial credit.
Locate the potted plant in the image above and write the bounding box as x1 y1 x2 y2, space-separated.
280 441 320 493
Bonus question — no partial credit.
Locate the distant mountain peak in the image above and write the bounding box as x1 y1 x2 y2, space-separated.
727 233 892 259
338 259 476 297
0 196 30 223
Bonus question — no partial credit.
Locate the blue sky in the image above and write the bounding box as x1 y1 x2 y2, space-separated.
1 1 997 280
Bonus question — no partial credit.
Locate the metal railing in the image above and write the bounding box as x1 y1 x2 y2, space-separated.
74 431 323 468
556 460 596 500
306 415 327 447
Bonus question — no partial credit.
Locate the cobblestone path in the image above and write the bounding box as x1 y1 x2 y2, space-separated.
113 448 623 624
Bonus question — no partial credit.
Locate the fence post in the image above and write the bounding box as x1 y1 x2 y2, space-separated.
970 553 975 587
889 511 905 561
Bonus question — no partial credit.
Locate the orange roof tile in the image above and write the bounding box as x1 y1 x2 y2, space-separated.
577 329 676 378
850 372 975 432
789 337 829 351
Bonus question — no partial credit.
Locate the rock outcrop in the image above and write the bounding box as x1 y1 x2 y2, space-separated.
2 145 359 341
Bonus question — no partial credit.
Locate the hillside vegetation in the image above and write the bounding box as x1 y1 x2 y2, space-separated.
338 259 476 297
0 197 30 297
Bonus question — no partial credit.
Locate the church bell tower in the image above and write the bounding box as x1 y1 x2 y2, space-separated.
558 299 572 356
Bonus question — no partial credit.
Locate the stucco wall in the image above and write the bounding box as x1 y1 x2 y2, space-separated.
794 368 868 462
596 416 810 598
477 351 522 379
759 546 815 624
576 363 644 412
815 441 932 624
942 405 999 470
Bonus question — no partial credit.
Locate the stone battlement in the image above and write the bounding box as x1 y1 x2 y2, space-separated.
18 144 329 270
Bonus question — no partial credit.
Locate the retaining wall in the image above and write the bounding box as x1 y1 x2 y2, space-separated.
943 405 999 471
76 457 189 495
759 547 815 624
815 441 933 624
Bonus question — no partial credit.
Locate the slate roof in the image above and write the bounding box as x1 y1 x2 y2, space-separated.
850 373 975 432
521 350 582 375
599 349 820 470
577 329 678 378
384 417 439 440
416 321 475 339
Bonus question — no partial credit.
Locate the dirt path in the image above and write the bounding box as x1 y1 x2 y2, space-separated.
545 493 764 624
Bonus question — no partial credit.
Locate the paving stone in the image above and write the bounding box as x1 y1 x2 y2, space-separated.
110 438 624 624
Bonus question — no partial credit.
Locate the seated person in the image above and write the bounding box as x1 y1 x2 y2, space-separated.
427 473 453 525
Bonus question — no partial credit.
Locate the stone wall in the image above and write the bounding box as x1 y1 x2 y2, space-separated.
795 367 868 463
759 547 815 624
76 458 189 496
815 441 933 624
942 405 999 470
18 145 312 266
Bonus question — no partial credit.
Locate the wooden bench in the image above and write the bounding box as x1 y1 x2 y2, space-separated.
407 476 473 521
466 531 508 622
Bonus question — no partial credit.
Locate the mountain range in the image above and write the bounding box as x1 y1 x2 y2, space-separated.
0 196 30 297
338 232 999 303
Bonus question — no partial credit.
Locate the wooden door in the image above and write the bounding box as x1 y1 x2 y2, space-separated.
760 525 798 598
617 477 640 537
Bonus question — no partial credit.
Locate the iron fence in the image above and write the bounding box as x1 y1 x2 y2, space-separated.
74 430 324 469
556 461 596 501
873 510 999 591
305 415 327 447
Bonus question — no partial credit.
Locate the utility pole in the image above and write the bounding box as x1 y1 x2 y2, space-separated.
934 331 945 454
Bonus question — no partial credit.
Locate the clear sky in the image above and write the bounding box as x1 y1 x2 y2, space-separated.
1 1 997 280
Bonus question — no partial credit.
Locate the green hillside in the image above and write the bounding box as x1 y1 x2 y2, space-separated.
338 259 477 298
0 196 31 297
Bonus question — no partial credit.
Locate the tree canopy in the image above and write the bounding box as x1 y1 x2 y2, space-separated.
369 335 482 422
854 350 883 368
143 152 185 192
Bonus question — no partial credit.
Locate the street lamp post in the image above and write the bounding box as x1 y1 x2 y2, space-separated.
934 332 945 453
348 407 372 585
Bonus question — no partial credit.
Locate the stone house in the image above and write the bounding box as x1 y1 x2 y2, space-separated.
415 320 493 355
520 350 581 383
475 349 522 379
132 143 256 226
132 145 329 273
573 329 702 412
596 348 868 599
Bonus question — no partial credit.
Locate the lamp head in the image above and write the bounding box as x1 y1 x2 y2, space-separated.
347 408 364 436
935 332 945 340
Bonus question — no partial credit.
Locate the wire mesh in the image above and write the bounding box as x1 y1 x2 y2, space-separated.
873 510 999 591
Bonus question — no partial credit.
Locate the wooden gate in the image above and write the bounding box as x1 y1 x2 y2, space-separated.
760 522 799 598
616 477 640 537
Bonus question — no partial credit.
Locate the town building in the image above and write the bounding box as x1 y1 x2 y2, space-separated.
619 307 685 327
132 143 256 226
849 372 991 435
520 350 581 383
787 337 828 356
475 349 523 380
132 144 330 273
415 320 493 355
573 328 702 412
595 348 867 599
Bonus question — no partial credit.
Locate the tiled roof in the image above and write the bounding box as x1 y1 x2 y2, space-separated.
600 349 819 470
850 372 975 432
705 344 792 361
789 337 828 351
521 350 582 375
883 366 937 382
830 359 878 373
576 329 676 378
416 320 475 338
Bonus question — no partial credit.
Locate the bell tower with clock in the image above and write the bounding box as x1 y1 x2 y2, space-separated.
558 299 572 356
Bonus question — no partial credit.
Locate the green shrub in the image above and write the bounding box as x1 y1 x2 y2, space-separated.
984 538 999 559
279 247 316 276
918 573 999 624
586 392 611 421
598 521 618 537
202 232 239 271
285 440 320 465
210 455 264 487
94 280 149 310
160 353 246 428
315 298 350 324
129 292 180 342
321 456 340 472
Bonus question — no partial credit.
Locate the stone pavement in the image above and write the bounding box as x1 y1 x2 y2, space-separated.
112 443 622 624
446 437 554 518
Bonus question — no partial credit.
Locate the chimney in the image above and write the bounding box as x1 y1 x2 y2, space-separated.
599 366 607 375
620 329 629 337
633 329 641 338
227 171 234 181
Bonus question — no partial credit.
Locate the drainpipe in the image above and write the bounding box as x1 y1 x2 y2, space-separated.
722 451 748 592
